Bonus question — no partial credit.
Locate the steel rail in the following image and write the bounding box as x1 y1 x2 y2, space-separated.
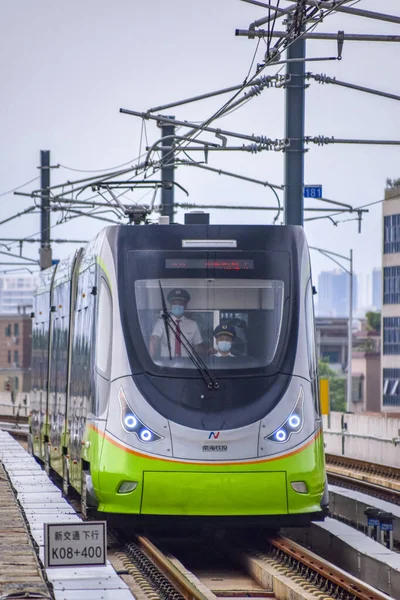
271 535 390 600
326 453 400 480
327 471 400 505
136 535 211 600
136 532 390 600
325 453 400 504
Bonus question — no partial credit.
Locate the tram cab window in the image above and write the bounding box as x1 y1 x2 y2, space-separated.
134 279 284 370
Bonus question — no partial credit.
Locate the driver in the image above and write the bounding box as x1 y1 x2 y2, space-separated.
149 288 203 358
213 324 236 357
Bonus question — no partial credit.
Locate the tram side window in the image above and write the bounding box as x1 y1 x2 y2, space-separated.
96 278 112 377
70 268 95 411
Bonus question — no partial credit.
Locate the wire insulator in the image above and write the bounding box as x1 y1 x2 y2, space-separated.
244 82 268 99
312 73 336 85
257 136 273 145
307 136 335 146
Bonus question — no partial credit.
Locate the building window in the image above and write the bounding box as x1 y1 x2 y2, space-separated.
383 317 400 354
14 350 19 366
5 324 11 337
8 351 11 364
384 214 400 254
14 323 19 337
383 266 400 304
14 377 19 391
383 368 400 407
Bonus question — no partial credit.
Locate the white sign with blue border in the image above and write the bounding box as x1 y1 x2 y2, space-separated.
44 521 107 568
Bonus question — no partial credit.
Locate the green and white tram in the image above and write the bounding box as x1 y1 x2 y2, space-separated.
30 217 328 526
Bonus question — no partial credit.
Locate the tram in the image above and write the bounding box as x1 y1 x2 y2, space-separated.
30 215 328 525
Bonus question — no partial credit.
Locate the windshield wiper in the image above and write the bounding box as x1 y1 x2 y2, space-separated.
166 315 219 390
158 281 172 359
158 281 219 390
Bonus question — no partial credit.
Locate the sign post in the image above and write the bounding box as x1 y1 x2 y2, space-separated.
319 378 330 416
44 521 107 568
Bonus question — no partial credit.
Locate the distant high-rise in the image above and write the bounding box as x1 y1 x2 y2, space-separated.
0 275 35 314
381 183 400 412
317 269 358 317
372 267 382 310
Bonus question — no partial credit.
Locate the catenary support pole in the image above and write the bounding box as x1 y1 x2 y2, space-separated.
284 36 306 226
347 249 353 412
158 117 175 223
40 150 52 269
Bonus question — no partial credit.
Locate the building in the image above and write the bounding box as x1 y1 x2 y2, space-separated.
0 314 32 393
381 183 400 412
356 272 371 316
372 267 382 310
315 317 350 371
351 325 381 413
317 270 358 318
316 316 381 413
0 275 35 315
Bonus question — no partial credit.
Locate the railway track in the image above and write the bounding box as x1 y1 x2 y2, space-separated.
107 530 391 600
2 425 398 598
326 453 400 505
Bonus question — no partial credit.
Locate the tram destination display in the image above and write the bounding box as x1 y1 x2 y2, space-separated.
165 258 254 270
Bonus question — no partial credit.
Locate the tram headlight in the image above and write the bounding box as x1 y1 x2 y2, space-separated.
118 386 163 443
124 415 138 430
265 387 304 444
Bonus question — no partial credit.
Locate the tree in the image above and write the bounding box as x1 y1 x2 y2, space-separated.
366 311 381 334
318 359 346 412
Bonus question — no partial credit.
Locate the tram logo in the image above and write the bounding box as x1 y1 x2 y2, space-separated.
208 431 220 439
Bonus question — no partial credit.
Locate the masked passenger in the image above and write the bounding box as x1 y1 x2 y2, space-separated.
213 324 236 357
149 288 203 358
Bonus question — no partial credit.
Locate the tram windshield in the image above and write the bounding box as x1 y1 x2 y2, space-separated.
134 278 284 370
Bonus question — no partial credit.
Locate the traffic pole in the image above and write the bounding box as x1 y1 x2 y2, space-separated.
39 150 52 269
157 117 175 223
284 36 306 226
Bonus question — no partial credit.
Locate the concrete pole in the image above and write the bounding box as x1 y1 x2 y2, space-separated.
40 150 52 270
346 249 353 412
157 117 175 223
284 36 306 226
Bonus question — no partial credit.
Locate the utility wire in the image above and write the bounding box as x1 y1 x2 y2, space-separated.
143 0 353 175
58 156 141 174
0 176 40 204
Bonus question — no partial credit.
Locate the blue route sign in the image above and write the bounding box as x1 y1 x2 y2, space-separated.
304 185 322 198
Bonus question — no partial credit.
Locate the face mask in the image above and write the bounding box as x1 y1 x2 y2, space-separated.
171 305 185 318
217 341 232 353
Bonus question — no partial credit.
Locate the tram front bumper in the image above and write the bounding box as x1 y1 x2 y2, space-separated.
140 471 288 516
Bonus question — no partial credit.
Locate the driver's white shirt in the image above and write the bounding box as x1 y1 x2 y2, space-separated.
151 314 203 357
214 352 234 357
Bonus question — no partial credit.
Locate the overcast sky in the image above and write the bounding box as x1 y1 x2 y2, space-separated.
1 0 399 293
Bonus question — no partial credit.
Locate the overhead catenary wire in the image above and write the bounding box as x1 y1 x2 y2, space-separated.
5 0 355 236
0 176 40 206
129 0 357 181
3 0 387 241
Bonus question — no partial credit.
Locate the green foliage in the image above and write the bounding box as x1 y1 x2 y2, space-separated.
358 338 377 354
318 359 346 412
366 311 381 334
386 178 400 189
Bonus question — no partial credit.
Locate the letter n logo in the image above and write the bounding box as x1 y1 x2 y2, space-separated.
208 431 220 439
